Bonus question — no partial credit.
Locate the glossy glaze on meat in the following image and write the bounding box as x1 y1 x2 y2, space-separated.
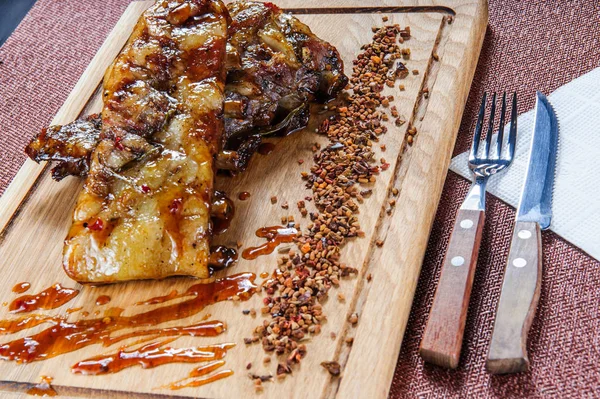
23 0 348 283
25 114 101 180
63 0 228 283
26 1 347 177
224 1 347 150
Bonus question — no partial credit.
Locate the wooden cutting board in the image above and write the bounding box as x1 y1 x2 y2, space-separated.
0 0 486 397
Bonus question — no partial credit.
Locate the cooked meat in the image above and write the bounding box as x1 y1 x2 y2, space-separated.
25 113 257 175
25 114 101 180
26 1 347 178
223 0 347 149
63 0 228 283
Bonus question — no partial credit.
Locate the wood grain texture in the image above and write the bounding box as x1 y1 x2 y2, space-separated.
0 0 487 397
420 208 484 369
487 221 542 374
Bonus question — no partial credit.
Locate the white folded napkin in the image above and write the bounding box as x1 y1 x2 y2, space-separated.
450 67 600 261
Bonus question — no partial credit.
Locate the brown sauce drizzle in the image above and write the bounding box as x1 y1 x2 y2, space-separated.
257 142 275 155
9 283 79 314
26 376 57 397
66 307 83 314
169 370 234 389
104 320 225 346
72 339 234 376
238 191 251 200
211 190 235 235
95 295 111 306
260 272 270 279
242 226 298 260
135 290 179 306
209 245 238 272
165 360 233 390
0 315 61 335
12 282 31 294
0 273 256 363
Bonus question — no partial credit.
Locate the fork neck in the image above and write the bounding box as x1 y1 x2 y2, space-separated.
461 177 487 211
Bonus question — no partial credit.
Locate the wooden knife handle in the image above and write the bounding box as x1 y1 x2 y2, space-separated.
420 208 485 369
487 221 542 374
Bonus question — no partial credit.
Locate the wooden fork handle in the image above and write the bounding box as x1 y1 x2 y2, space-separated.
420 208 485 369
487 221 542 374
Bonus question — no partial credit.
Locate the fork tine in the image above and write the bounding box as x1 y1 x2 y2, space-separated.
469 92 487 162
506 92 517 161
483 93 497 158
494 92 507 159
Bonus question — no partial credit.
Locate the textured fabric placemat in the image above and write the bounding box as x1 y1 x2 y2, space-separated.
390 1 600 398
0 1 598 398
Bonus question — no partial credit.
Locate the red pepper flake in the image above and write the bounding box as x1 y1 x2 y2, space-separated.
114 136 125 151
381 162 390 171
88 218 104 231
141 184 151 193
169 198 182 215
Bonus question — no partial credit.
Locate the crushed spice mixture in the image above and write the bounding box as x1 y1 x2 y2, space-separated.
246 24 413 379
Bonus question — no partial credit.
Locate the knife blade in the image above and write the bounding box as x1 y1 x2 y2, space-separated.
515 92 559 229
487 91 559 374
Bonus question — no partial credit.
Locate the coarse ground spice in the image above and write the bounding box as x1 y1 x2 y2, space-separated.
247 24 413 380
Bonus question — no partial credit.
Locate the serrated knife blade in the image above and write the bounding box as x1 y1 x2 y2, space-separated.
515 91 559 229
487 91 559 374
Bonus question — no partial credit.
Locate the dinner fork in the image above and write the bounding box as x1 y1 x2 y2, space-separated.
419 92 517 369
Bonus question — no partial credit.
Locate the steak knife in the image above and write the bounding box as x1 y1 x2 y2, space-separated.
486 91 559 374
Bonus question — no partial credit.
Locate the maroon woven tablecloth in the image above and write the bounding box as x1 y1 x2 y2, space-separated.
0 1 598 397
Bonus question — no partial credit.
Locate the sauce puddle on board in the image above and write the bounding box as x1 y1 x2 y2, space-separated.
242 226 298 260
238 191 251 201
95 295 111 306
0 273 256 363
72 339 235 375
135 289 180 306
12 282 31 294
257 142 275 155
164 360 233 390
9 283 79 314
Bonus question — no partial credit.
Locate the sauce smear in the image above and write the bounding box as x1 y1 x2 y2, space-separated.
26 376 57 397
0 273 256 363
0 315 61 335
72 340 234 375
242 226 298 260
9 284 79 314
95 295 111 306
257 142 275 155
135 290 179 306
12 282 31 294
238 191 251 200
166 360 233 390
104 320 225 346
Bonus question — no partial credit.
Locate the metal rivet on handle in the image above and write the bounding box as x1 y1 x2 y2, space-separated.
513 258 527 268
460 219 474 229
518 230 532 239
451 256 465 266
